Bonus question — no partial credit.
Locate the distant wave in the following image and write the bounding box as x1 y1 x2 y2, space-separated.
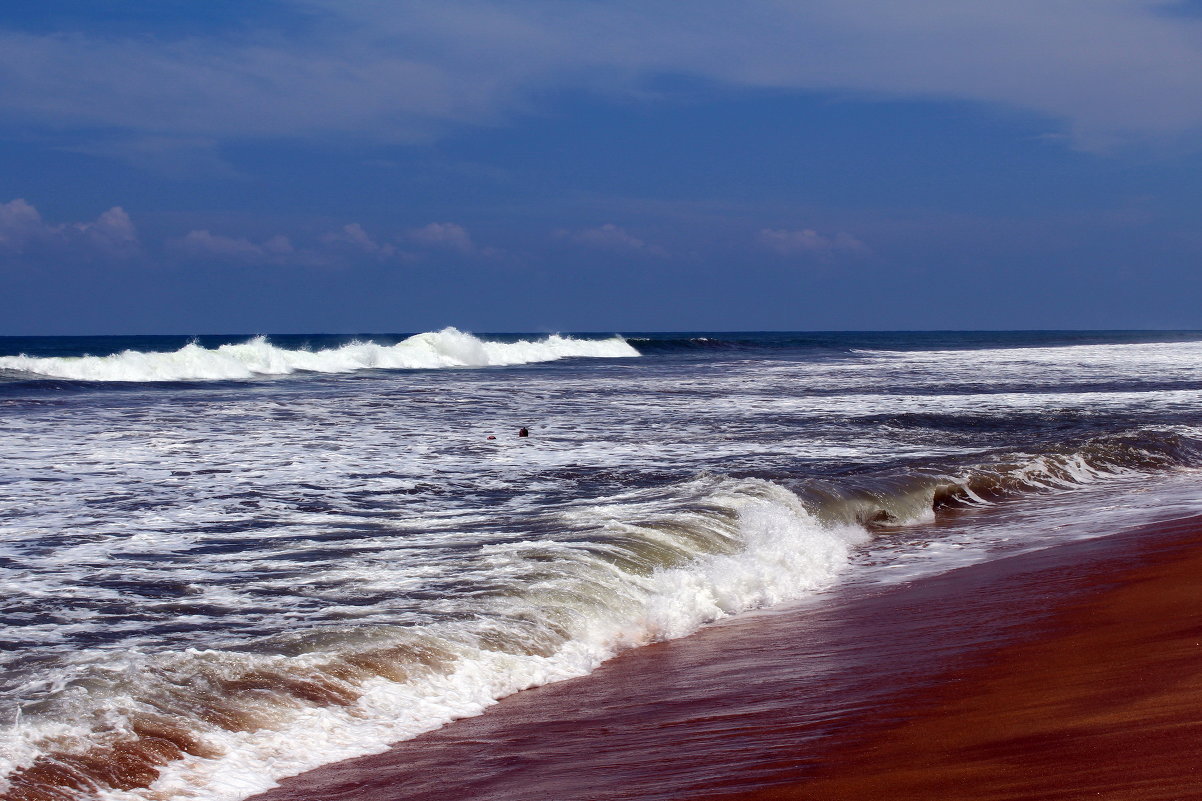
0 328 640 382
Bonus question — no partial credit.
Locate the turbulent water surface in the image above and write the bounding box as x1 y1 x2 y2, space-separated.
1 328 1201 800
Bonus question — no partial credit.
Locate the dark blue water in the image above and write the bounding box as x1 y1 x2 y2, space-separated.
4 329 1202 358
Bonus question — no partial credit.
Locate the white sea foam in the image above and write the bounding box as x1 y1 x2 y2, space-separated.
4 335 1202 800
854 468 1202 587
0 478 867 801
852 339 1202 387
0 328 638 382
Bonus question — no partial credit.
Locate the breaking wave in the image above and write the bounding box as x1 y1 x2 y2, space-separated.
2 426 1200 801
793 428 1202 529
0 328 639 382
0 477 865 801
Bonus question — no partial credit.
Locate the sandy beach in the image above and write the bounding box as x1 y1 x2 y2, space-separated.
740 514 1202 801
250 512 1202 801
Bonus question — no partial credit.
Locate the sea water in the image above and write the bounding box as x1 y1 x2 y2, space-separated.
1 329 1201 800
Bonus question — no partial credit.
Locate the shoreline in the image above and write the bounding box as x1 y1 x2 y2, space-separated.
737 514 1202 801
250 512 1202 801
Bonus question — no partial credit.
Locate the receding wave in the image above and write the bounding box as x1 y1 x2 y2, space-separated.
0 328 639 382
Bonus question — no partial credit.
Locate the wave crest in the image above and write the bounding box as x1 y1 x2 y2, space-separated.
3 428 1199 800
0 328 640 382
0 477 864 801
793 428 1202 529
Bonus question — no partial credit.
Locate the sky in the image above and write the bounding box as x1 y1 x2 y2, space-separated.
3 0 1202 334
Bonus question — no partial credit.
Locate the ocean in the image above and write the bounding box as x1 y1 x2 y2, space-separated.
1 329 1201 801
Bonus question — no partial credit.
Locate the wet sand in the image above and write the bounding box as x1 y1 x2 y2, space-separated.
251 514 1202 801
739 516 1202 801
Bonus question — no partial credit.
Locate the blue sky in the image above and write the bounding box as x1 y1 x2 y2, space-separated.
3 0 1202 334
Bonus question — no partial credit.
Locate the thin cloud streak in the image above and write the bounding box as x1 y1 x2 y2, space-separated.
172 230 300 264
408 222 499 256
1 2 1202 151
556 223 669 257
169 220 495 265
322 223 401 260
757 227 870 258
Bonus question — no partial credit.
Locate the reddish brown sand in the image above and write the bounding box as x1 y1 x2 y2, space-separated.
251 514 1202 801
737 519 1202 801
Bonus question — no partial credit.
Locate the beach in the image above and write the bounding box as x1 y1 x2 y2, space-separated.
8 2 1202 797
4 331 1202 801
750 514 1202 801
7 1 1202 796
249 512 1202 801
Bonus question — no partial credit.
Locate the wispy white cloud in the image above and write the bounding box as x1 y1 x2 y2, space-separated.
2 2 1202 151
556 223 668 257
76 207 140 258
0 198 140 258
172 230 301 264
321 223 401 259
173 221 443 266
409 221 473 251
0 199 50 252
408 221 497 255
757 227 869 258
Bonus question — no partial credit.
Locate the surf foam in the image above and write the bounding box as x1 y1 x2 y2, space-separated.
0 329 639 382
0 478 866 801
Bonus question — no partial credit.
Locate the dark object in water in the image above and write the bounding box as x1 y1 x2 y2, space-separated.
518 428 529 437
